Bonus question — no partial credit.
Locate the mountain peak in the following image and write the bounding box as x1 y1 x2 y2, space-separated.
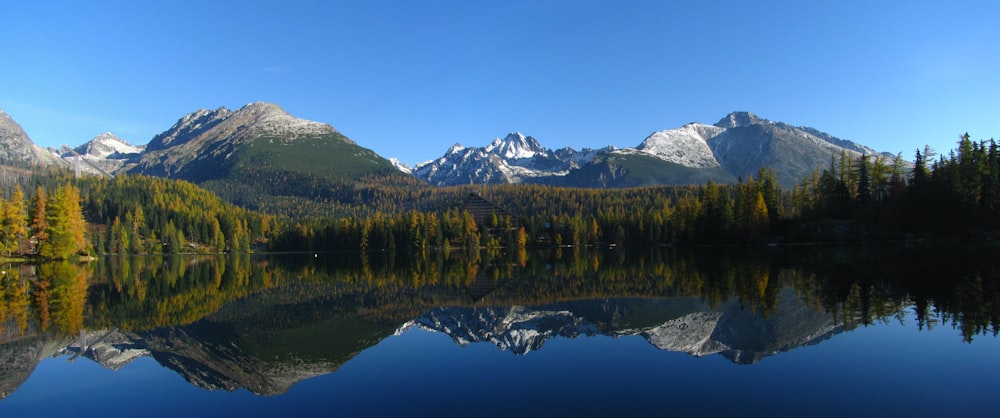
73 132 141 159
230 102 341 141
715 111 764 129
485 132 545 160
238 101 286 114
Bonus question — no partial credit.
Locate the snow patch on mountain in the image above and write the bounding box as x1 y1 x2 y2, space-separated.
399 306 600 355
639 311 730 356
634 123 724 168
412 132 600 186
57 132 142 176
73 132 143 159
484 132 544 160
389 158 411 174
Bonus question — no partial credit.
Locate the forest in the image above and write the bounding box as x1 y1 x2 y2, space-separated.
0 133 995 260
271 134 1000 252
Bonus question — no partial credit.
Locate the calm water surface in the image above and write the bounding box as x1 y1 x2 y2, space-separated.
0 248 997 417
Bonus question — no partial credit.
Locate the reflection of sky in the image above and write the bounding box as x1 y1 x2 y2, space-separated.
2 315 997 418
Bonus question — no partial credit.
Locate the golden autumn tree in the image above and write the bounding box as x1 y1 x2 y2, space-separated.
29 187 47 254
40 183 90 259
0 185 28 256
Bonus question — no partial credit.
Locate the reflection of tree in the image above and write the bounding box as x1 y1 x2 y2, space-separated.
87 254 278 331
0 267 31 334
1 246 996 344
36 261 91 334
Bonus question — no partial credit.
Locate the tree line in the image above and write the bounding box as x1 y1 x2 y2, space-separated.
272 133 1000 250
0 171 276 259
0 132 996 258
0 183 89 260
3 246 995 342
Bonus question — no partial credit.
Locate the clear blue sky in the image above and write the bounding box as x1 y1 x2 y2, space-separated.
2 0 998 166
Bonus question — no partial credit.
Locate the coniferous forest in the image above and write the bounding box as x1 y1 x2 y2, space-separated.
0 134 996 260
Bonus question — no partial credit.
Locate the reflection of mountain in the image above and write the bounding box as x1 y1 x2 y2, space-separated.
125 287 411 395
4 247 991 400
402 287 841 364
0 281 839 399
0 331 74 400
138 324 342 395
402 306 601 355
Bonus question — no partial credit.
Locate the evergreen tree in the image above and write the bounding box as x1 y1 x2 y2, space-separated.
110 217 128 254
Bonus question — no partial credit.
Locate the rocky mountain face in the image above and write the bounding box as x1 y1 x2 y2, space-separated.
130 102 383 181
412 111 885 188
0 110 65 167
707 112 883 187
411 132 603 186
125 102 403 211
1 105 887 192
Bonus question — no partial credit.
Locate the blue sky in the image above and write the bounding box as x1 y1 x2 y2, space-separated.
2 0 997 166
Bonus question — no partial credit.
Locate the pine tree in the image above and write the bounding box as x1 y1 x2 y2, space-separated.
110 217 128 254
856 154 872 204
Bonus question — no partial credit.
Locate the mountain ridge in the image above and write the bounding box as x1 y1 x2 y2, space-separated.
411 111 889 188
0 105 892 195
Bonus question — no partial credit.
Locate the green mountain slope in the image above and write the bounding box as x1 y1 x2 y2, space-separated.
128 103 410 215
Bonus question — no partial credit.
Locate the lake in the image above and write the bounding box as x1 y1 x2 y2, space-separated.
0 247 997 417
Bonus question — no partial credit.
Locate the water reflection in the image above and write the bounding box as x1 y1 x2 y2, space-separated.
0 246 998 398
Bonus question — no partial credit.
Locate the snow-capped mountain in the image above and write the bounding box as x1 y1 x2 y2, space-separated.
2 104 890 193
706 112 885 186
632 122 725 168
58 132 143 175
411 132 606 186
73 132 143 158
389 158 412 174
409 112 888 188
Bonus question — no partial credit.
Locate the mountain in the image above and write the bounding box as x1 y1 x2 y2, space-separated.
58 132 143 175
132 102 387 180
73 132 143 158
635 122 725 168
554 151 736 187
5 104 888 207
0 109 66 167
410 112 886 188
411 132 602 186
708 111 883 187
128 102 405 211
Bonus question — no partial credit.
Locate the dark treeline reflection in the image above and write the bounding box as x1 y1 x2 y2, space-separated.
1 246 998 344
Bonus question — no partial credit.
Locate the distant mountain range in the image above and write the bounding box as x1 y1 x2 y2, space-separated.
409 111 886 188
0 103 890 202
